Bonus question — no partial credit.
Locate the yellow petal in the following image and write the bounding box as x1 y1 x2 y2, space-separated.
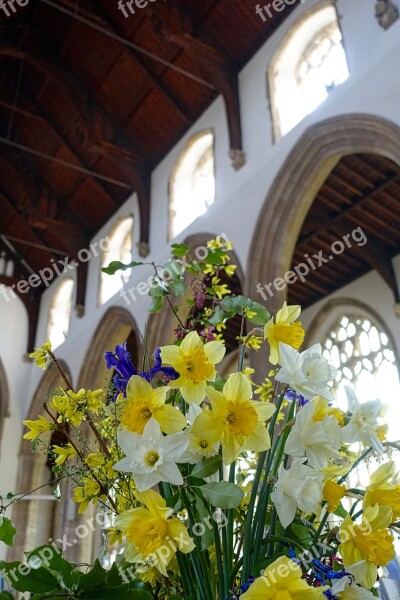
167 519 195 554
221 431 242 464
180 331 203 355
135 489 166 512
181 381 207 405
223 372 252 403
251 400 276 421
155 404 187 434
160 345 181 367
244 422 271 452
204 340 226 365
192 410 224 442
126 375 152 399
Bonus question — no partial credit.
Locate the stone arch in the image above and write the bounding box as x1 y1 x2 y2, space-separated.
8 361 73 562
77 306 141 390
0 357 9 456
146 232 244 352
247 114 400 313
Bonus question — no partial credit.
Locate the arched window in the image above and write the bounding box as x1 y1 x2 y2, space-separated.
169 131 216 240
99 217 133 305
322 314 400 442
269 3 349 140
47 278 74 350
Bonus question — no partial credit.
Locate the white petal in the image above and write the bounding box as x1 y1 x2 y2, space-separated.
134 471 161 492
113 457 134 473
118 429 142 456
157 462 184 486
271 487 297 529
162 432 189 461
143 418 163 444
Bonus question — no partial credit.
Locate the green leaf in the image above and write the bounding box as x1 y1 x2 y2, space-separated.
205 248 226 265
0 516 16 547
149 295 164 313
25 546 74 589
77 559 107 590
101 260 144 275
0 561 60 593
334 502 348 519
0 592 14 600
200 482 244 509
171 243 190 258
208 306 225 326
194 497 214 551
192 455 222 479
169 279 186 297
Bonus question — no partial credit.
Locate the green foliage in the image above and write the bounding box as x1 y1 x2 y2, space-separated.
191 455 222 479
0 553 154 599
218 295 270 326
101 261 144 275
200 482 244 509
0 517 16 547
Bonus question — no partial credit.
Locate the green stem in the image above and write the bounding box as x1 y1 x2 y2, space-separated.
212 519 225 600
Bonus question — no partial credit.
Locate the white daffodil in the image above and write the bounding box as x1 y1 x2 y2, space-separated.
342 386 384 454
330 561 375 599
113 418 189 491
179 404 221 464
285 399 342 470
271 458 324 529
276 343 336 402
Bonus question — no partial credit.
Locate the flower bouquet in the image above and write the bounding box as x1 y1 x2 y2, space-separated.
1 237 399 600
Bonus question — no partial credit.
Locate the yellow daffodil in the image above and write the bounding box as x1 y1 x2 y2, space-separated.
323 480 347 512
264 302 305 365
29 341 52 370
52 443 77 466
313 396 345 426
241 556 328 599
364 461 400 519
115 489 195 576
23 415 54 440
192 372 276 464
160 331 225 404
339 504 395 589
117 375 186 435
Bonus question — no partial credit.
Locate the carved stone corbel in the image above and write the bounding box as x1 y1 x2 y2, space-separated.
375 1 399 30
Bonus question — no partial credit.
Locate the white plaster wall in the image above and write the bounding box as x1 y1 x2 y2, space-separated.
1 0 400 550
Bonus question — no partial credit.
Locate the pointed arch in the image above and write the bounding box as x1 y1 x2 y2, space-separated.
77 306 141 390
146 233 244 352
8 361 72 562
0 357 9 455
247 114 400 313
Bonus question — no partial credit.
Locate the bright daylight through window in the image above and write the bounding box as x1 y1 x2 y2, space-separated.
99 217 133 305
46 278 74 350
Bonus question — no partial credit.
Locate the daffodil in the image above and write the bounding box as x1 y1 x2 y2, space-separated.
323 480 347 512
285 398 342 469
115 488 195 576
342 386 384 454
160 331 226 404
179 405 220 464
364 461 400 519
29 341 52 370
339 504 395 589
192 372 276 464
313 395 345 426
330 561 375 599
52 443 77 466
23 415 54 440
240 555 328 599
276 343 336 402
113 418 188 491
264 302 305 365
271 458 324 528
117 375 186 435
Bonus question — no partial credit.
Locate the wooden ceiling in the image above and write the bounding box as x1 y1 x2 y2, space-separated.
0 0 298 350
288 153 400 307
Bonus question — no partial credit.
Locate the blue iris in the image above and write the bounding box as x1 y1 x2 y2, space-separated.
105 343 179 398
284 388 308 406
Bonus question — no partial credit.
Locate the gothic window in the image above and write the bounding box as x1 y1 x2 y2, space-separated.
169 131 216 240
323 314 399 442
99 217 133 305
47 278 74 350
269 3 349 140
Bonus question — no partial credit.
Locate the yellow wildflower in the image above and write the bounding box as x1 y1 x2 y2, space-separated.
29 341 52 370
52 443 77 466
364 461 400 520
115 489 195 576
323 480 347 512
23 415 54 440
241 556 328 599
264 302 305 365
107 528 123 546
238 335 263 351
211 277 230 299
73 477 103 514
339 504 395 589
192 372 276 464
223 264 237 277
160 331 225 404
